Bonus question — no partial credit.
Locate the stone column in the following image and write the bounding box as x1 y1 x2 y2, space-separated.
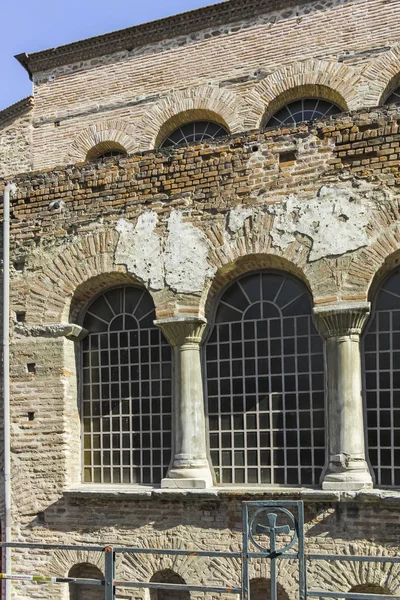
314 303 373 491
155 317 213 489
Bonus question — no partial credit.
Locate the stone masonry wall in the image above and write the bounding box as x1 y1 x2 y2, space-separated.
21 0 400 172
3 106 400 598
0 107 32 178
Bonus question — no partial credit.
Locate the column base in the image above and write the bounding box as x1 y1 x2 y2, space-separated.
161 465 213 489
322 456 373 491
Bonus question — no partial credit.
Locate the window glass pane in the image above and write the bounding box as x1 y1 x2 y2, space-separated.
363 270 400 487
265 99 341 127
161 121 228 148
206 272 325 486
82 286 172 485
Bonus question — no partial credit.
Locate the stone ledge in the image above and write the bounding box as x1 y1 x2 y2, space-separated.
64 485 400 504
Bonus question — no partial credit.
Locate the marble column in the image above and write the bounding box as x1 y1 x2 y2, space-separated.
155 317 213 489
314 303 373 490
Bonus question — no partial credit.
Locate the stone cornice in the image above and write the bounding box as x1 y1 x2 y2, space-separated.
15 0 356 76
0 96 33 126
155 317 207 347
313 302 371 339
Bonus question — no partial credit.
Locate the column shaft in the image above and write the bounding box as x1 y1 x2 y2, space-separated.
315 303 373 491
155 318 213 489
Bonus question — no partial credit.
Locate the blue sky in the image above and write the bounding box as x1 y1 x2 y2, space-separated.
0 0 219 111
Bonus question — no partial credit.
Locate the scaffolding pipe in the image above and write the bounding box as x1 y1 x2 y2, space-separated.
2 182 16 600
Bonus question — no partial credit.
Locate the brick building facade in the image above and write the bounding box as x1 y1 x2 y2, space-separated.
2 0 400 598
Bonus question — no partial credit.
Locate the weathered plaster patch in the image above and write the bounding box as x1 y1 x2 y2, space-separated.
115 210 216 293
269 184 376 261
227 205 253 234
164 211 216 293
115 213 163 289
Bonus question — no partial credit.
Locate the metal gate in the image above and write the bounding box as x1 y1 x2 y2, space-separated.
1 500 400 600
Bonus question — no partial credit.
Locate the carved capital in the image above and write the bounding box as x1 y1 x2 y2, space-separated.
314 302 370 339
154 317 207 347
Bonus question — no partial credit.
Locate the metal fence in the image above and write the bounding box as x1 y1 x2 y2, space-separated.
0 501 399 600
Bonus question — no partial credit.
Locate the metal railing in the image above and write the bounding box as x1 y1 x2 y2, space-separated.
0 501 399 600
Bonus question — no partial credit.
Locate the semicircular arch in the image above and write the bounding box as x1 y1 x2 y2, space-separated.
363 47 400 107
245 59 358 130
135 86 244 150
67 119 138 164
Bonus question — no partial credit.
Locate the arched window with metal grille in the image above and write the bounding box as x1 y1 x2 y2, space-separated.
363 271 400 488
81 286 172 485
265 99 341 128
205 272 325 486
160 121 228 148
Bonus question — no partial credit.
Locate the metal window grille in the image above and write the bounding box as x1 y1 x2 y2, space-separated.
385 87 400 105
363 271 400 488
82 286 172 485
265 99 341 128
205 273 325 486
161 121 228 148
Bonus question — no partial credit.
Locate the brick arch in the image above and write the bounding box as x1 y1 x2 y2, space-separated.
346 223 400 301
363 47 400 107
119 537 201 586
200 210 313 316
135 86 244 150
19 231 154 325
245 59 358 130
67 119 138 164
309 543 400 596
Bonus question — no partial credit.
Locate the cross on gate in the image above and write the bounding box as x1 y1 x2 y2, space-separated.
255 512 291 555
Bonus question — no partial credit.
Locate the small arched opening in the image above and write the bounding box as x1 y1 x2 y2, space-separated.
68 563 103 600
250 578 290 600
150 569 190 600
350 584 392 596
86 141 127 161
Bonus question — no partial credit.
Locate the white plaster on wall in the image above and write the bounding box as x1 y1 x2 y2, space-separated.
164 211 216 293
227 205 253 234
269 184 376 261
115 210 216 293
115 213 163 289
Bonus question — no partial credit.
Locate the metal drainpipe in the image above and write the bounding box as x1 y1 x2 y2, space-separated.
3 182 16 600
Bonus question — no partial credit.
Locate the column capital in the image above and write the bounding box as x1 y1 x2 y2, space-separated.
154 317 207 347
313 302 370 339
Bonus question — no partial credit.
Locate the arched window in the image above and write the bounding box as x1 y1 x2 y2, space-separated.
69 563 103 600
265 99 341 128
150 570 190 600
86 142 127 161
385 87 400 105
160 121 228 148
363 270 400 488
205 272 325 486
82 286 172 485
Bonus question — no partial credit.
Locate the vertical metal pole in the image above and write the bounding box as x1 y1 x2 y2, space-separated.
242 503 250 600
269 515 277 600
2 182 16 600
104 547 116 600
297 502 307 600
